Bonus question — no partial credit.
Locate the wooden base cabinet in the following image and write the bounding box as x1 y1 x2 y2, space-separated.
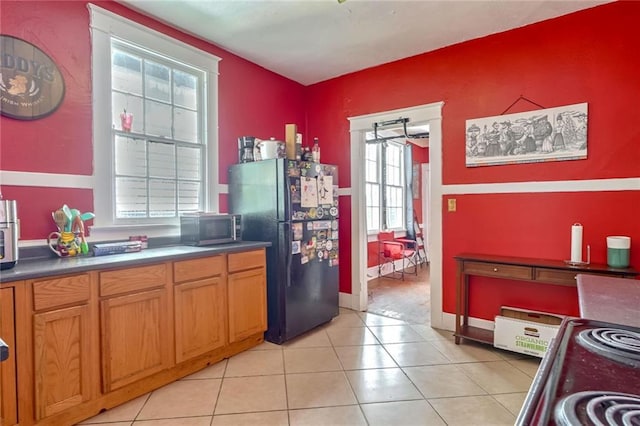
30 273 97 422
100 288 171 393
228 250 267 343
5 247 267 425
33 305 92 419
174 256 227 363
1 286 18 426
174 277 227 363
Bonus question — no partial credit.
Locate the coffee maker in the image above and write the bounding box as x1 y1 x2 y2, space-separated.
238 136 256 163
0 200 18 270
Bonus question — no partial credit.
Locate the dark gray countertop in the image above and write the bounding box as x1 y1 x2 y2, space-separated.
0 241 270 284
576 273 640 328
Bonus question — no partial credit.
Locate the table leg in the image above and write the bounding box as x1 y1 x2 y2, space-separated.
455 260 463 344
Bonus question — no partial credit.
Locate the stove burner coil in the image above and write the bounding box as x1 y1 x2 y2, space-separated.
577 328 640 368
555 391 640 426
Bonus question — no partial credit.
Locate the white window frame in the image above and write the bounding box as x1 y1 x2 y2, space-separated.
365 138 406 234
89 4 220 240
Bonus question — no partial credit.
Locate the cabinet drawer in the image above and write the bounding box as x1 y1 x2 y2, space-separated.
535 268 579 285
463 261 533 280
33 274 91 311
100 264 168 297
228 249 265 273
174 255 225 283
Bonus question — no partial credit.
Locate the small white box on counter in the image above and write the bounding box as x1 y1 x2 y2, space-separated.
493 306 564 358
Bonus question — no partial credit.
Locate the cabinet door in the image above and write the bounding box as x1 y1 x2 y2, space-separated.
33 304 92 419
174 277 226 363
228 268 267 343
0 287 17 426
101 289 171 392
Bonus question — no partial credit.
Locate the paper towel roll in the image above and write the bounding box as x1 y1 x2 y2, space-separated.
571 223 583 263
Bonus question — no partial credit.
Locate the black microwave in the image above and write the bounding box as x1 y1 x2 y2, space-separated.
180 213 241 246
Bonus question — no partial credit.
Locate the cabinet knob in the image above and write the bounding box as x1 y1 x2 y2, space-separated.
574 275 577 280
493 268 498 272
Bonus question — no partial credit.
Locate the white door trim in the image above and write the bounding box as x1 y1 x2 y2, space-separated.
348 102 445 328
421 163 430 262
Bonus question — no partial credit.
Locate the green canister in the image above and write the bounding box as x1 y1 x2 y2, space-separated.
606 236 631 268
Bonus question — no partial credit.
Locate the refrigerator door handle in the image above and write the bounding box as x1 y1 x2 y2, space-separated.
286 224 292 287
286 251 292 287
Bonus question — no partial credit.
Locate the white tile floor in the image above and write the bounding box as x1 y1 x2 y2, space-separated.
80 309 540 425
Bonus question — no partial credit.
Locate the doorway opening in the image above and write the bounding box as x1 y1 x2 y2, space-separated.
348 102 445 329
367 263 431 324
366 158 431 325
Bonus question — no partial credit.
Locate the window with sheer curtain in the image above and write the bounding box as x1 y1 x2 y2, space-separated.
365 139 405 233
90 5 220 235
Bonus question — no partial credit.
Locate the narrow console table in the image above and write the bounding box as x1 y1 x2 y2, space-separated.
454 253 638 345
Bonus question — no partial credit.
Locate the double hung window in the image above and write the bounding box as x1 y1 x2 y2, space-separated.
90 5 219 235
111 41 204 219
365 138 405 233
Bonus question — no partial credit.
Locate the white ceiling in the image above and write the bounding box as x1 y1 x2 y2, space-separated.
119 0 610 85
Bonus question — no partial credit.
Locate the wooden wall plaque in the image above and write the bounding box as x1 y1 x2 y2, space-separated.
0 35 65 120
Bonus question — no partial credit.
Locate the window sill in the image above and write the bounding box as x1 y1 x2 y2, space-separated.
367 229 408 242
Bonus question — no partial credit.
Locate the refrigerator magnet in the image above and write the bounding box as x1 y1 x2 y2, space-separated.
307 222 313 230
292 223 303 240
301 177 318 208
326 240 333 251
318 175 332 204
313 220 331 230
288 166 300 177
292 241 301 254
301 255 309 264
291 184 301 203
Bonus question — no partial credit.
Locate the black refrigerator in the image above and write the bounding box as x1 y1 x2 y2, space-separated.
229 159 339 344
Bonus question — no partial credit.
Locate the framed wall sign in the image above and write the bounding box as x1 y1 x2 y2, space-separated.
0 35 65 120
465 102 588 167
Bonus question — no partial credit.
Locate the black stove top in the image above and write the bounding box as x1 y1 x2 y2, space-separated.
517 319 640 426
555 391 640 426
576 327 640 368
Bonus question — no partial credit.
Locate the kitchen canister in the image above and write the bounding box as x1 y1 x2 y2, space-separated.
606 236 631 268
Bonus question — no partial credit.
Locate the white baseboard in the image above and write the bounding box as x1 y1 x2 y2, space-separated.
339 292 363 311
441 312 495 333
366 265 379 280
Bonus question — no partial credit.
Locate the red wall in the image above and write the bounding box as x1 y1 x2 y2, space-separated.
306 1 640 315
0 0 306 240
